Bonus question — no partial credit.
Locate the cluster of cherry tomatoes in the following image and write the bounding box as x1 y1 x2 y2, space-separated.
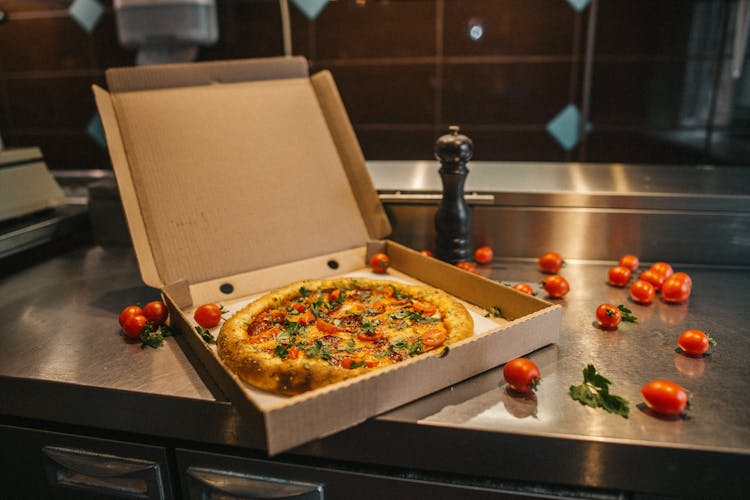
502 251 712 418
608 255 693 306
118 301 169 339
597 253 716 416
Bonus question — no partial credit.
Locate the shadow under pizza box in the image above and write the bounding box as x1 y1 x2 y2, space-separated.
92 57 561 455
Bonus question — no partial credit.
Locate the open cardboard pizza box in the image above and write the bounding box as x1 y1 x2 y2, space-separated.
93 56 561 455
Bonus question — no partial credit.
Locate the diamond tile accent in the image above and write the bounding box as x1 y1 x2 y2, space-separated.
86 114 106 149
291 0 330 21
546 104 591 151
566 0 591 12
69 0 104 33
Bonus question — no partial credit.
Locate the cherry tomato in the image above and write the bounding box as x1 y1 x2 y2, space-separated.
629 279 655 304
370 252 390 274
143 301 168 326
538 252 563 274
340 357 355 369
596 303 622 329
503 358 541 393
118 305 143 328
639 269 665 291
512 283 535 295
678 329 714 356
641 380 689 416
474 245 494 265
671 271 693 288
419 249 434 257
194 303 222 329
287 346 300 360
316 317 338 334
607 266 631 287
420 328 448 347
122 314 147 339
358 329 384 342
619 254 640 271
412 301 436 314
662 275 692 303
297 310 315 326
650 262 674 278
455 261 478 274
541 275 569 298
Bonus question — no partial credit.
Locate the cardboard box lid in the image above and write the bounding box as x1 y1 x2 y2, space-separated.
93 57 390 288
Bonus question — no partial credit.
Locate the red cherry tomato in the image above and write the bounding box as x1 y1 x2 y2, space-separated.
474 245 494 265
316 317 339 334
538 252 563 274
619 254 640 271
122 314 147 339
641 380 689 416
650 262 674 278
512 283 535 295
671 271 693 288
455 261 478 274
607 266 632 287
630 279 655 304
370 252 390 274
194 303 222 329
118 305 143 328
596 303 622 329
662 275 692 303
420 328 448 347
503 358 541 393
678 329 713 355
541 275 569 298
419 249 434 257
639 269 666 291
143 301 168 326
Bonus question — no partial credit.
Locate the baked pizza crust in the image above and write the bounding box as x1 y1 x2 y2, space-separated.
217 277 473 395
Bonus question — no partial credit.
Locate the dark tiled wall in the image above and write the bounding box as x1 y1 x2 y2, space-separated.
0 0 745 170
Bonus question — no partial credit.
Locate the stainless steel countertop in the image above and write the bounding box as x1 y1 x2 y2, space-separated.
368 161 750 211
1 245 748 497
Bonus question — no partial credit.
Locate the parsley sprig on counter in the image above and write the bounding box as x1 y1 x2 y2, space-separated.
569 364 630 418
141 324 174 349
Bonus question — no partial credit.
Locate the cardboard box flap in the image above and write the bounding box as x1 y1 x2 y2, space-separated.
94 64 386 288
310 71 391 239
105 56 310 92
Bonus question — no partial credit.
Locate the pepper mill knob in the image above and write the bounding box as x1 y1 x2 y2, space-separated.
434 125 474 164
434 126 474 264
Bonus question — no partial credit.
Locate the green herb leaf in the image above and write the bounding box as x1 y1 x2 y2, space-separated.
485 306 503 318
569 364 629 418
195 325 215 344
618 304 638 323
390 284 406 299
350 360 366 369
299 286 312 297
274 343 290 359
140 324 173 349
304 339 333 361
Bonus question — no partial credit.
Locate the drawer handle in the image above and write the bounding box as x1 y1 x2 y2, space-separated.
187 466 323 499
378 192 495 205
42 446 164 499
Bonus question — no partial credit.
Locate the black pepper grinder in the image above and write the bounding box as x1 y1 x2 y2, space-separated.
434 125 473 264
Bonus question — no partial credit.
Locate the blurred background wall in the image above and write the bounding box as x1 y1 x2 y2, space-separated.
0 0 748 170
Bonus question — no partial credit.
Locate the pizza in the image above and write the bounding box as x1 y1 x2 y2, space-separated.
216 277 473 395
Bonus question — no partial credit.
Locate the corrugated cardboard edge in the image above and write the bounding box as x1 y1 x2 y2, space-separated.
105 56 309 92
310 71 391 239
166 241 560 455
93 85 162 287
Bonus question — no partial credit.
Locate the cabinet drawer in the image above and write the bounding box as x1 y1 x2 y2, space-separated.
0 424 174 499
176 448 573 500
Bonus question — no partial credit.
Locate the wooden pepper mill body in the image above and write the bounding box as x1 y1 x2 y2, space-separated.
434 126 473 264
